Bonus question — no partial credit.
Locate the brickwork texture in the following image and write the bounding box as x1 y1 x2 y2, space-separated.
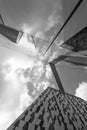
7 87 87 130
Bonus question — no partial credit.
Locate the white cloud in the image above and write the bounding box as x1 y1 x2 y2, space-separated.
48 51 58 62
35 31 45 39
0 83 32 130
75 82 87 101
0 111 12 130
46 10 63 32
0 76 33 129
22 24 34 34
0 57 34 130
15 86 33 117
0 37 53 130
37 81 50 91
0 79 32 130
45 64 52 80
18 34 38 57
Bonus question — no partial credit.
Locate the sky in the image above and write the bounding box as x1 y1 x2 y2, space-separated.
0 0 87 129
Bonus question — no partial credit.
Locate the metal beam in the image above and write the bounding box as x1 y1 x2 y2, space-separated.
49 63 65 93
0 14 5 25
49 52 73 92
51 52 73 64
64 56 87 67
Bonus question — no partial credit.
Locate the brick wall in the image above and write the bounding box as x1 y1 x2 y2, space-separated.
7 87 87 130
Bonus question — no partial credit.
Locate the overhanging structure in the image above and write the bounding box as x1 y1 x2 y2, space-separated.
49 53 71 93
49 27 87 93
0 24 23 43
61 26 87 52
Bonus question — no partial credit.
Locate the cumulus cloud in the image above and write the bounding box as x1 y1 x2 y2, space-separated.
18 33 38 57
0 57 35 130
0 34 54 130
45 64 52 80
0 111 12 130
0 85 33 130
75 82 87 101
45 9 63 33
37 80 50 90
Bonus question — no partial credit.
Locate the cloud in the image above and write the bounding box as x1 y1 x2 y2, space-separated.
37 81 50 90
27 80 50 98
75 82 87 101
34 2 63 38
15 86 33 116
0 38 54 129
0 57 34 130
45 64 52 80
0 84 32 130
18 34 38 57
0 111 12 130
45 9 63 33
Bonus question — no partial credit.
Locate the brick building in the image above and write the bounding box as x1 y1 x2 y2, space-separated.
7 87 87 130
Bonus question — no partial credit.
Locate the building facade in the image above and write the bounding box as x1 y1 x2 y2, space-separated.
7 87 87 130
61 26 87 52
